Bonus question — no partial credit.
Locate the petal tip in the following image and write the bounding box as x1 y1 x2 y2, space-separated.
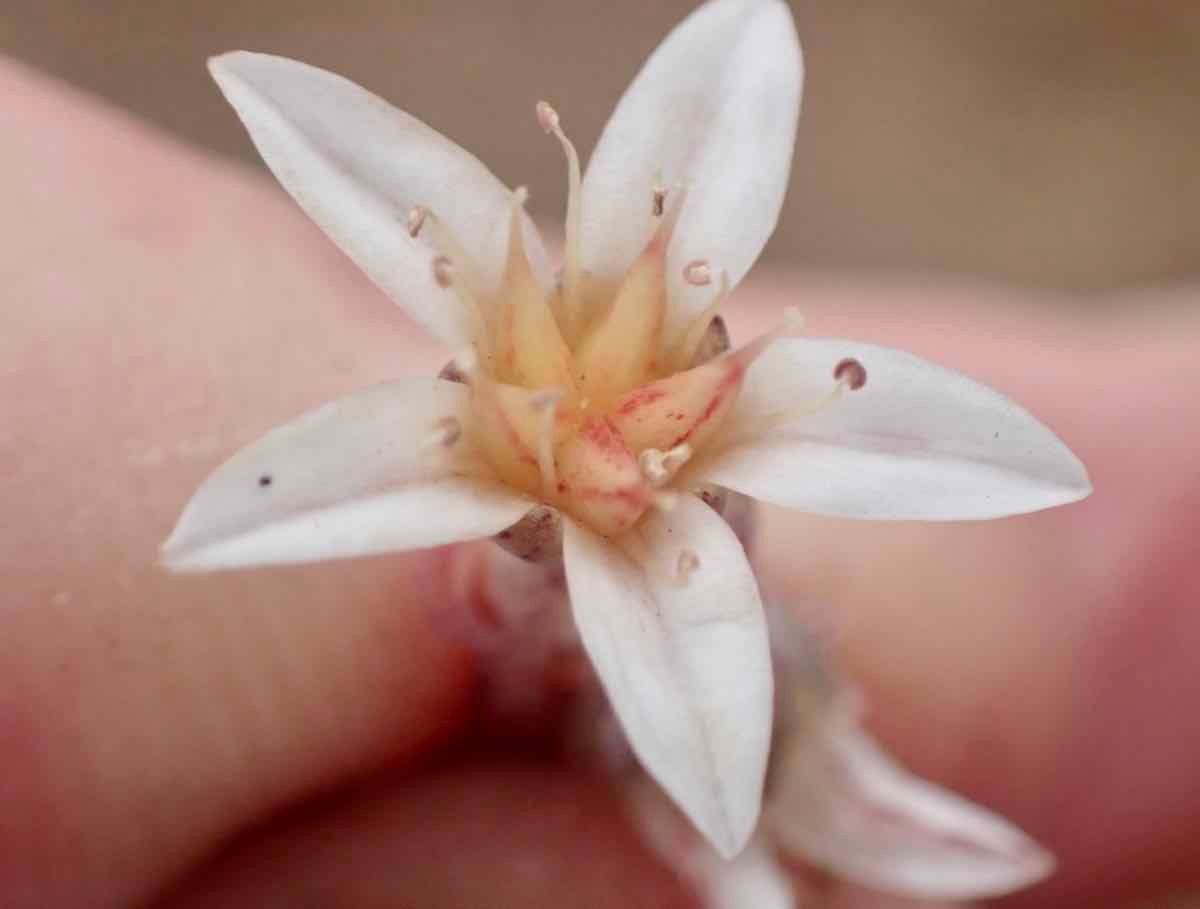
1013 838 1057 889
708 804 759 860
1070 458 1094 501
158 545 195 574
206 49 255 82
1045 442 1093 509
158 526 209 574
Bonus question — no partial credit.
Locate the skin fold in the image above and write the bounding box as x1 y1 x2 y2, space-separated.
2 57 1199 908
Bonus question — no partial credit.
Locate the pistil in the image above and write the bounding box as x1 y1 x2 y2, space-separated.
494 188 577 390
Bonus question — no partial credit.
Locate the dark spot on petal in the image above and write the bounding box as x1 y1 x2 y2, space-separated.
258 474 273 488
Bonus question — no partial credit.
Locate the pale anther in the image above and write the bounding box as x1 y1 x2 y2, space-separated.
405 205 428 239
535 100 560 133
638 444 693 487
422 416 462 450
432 255 454 288
452 347 479 378
675 271 731 369
834 357 867 391
683 259 713 286
675 549 701 585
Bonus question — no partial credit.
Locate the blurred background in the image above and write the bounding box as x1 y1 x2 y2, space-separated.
3 0 1198 298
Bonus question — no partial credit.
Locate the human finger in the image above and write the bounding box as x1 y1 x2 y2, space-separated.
0 58 476 909
740 281 1200 905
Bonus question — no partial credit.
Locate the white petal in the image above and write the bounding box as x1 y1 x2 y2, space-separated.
580 0 803 338
695 338 1092 520
208 52 552 347
699 835 796 909
562 495 773 858
768 719 1055 900
162 379 531 570
629 778 796 909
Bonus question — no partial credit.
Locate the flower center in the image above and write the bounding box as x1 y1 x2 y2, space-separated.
411 102 798 536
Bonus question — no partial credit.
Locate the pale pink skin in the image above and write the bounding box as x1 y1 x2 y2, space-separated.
3 57 1200 908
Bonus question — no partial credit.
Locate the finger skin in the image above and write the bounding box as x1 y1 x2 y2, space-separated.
0 58 473 909
159 764 694 909
741 287 1200 905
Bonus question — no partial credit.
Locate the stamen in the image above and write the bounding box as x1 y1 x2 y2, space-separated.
427 228 489 356
833 357 868 391
675 549 700 585
416 206 490 338
673 269 731 369
421 416 462 450
451 346 479 380
638 443 693 487
723 350 865 449
529 388 564 497
536 100 583 339
683 260 713 286
652 184 667 218
405 205 428 238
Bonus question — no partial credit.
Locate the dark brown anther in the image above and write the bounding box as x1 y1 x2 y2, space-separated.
833 357 867 391
652 186 666 217
687 314 731 368
493 505 564 563
438 359 468 384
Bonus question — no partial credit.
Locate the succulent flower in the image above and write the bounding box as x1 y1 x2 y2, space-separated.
632 607 1057 907
162 0 1090 859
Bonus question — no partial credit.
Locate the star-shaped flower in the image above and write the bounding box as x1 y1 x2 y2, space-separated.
634 608 1058 906
162 0 1090 859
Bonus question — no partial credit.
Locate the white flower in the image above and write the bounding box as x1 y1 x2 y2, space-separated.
633 609 1058 907
161 0 1090 859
